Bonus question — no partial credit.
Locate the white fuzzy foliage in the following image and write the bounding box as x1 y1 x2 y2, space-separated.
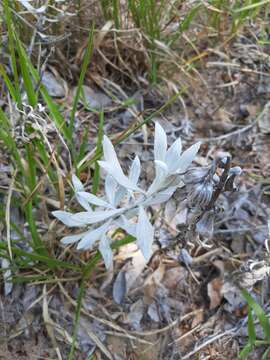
53 123 200 269
136 206 154 261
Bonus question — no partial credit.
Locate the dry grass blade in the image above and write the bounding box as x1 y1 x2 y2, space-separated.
104 331 153 345
181 327 238 360
1 1 270 358
168 324 201 346
42 285 63 360
58 282 129 333
130 309 204 337
81 324 113 360
26 284 57 311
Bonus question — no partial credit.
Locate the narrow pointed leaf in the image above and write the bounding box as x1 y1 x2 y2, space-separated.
98 161 140 191
242 289 270 340
136 206 154 261
102 135 120 165
15 36 37 107
117 215 137 237
165 138 182 173
100 136 141 191
72 208 122 225
143 187 176 206
72 175 92 211
114 186 127 207
175 142 201 174
238 343 253 359
147 160 168 195
247 305 256 345
129 155 141 185
72 174 85 192
105 174 118 205
0 64 18 103
77 221 110 250
99 235 113 269
77 191 112 208
76 193 92 211
154 122 167 162
52 211 85 227
61 233 86 245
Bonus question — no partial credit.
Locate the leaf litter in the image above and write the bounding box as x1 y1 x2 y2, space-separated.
1 3 270 360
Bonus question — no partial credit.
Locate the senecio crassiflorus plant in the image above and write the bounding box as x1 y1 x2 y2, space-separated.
53 123 241 269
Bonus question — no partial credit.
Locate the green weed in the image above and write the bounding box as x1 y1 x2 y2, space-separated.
239 290 270 359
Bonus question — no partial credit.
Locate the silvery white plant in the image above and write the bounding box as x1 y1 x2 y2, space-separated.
52 123 201 269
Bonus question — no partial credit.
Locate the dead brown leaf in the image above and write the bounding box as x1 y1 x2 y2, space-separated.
143 263 165 304
207 277 224 309
163 266 188 291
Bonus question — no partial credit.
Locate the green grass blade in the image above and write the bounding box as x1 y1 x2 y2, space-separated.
112 0 120 28
0 242 81 271
128 0 140 27
76 124 90 165
0 128 23 173
233 0 270 12
34 138 57 185
169 3 202 46
248 305 256 345
0 110 25 176
100 0 110 20
24 201 47 256
15 35 37 107
3 0 22 108
15 43 70 142
23 142 46 254
0 253 10 261
242 289 270 340
0 64 18 103
238 342 253 359
25 143 37 200
0 107 11 129
262 346 270 360
0 207 26 241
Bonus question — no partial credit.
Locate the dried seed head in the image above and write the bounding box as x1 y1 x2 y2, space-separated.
188 181 214 207
215 152 231 169
216 151 232 165
184 167 209 185
224 166 242 191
